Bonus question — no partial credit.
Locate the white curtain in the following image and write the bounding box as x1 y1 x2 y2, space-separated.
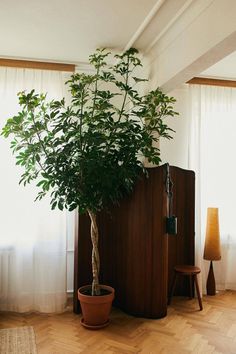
0 67 72 312
188 84 236 293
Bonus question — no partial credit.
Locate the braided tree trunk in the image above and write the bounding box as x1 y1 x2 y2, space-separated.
87 210 100 296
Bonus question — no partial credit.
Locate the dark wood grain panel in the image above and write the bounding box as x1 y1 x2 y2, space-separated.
74 165 195 317
168 166 195 296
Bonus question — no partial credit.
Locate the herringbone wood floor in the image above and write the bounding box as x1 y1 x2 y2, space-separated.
1 291 236 353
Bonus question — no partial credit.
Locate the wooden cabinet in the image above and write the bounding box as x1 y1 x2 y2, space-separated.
74 164 195 318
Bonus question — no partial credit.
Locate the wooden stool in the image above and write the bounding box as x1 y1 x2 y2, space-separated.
168 265 203 311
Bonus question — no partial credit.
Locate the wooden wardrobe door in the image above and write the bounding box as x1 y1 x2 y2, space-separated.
106 165 168 318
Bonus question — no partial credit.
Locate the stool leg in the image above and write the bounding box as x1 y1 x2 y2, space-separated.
168 272 177 305
193 274 203 311
189 275 193 299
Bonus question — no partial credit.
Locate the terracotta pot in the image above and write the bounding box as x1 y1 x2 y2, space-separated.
78 284 115 329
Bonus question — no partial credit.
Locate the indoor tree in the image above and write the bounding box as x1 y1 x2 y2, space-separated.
2 48 178 296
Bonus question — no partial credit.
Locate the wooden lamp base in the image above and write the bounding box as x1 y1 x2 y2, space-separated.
206 261 216 296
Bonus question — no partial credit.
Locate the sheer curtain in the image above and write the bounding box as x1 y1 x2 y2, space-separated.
0 67 72 312
188 84 236 293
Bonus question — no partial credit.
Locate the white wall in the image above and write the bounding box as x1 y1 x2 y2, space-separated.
160 84 189 169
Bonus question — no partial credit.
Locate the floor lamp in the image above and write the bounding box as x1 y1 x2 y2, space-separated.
203 207 221 296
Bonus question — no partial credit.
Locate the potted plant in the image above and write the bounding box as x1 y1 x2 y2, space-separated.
1 48 178 329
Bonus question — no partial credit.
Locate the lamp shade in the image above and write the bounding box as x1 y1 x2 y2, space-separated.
203 207 221 261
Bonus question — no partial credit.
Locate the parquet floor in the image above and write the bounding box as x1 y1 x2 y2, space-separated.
1 291 236 353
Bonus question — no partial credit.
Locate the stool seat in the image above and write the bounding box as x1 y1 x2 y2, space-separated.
174 265 201 275
168 264 203 311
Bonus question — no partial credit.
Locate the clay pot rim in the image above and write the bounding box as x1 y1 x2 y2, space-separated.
78 284 115 303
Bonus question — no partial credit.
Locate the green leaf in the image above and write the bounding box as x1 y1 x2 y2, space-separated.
132 77 148 83
1 47 178 218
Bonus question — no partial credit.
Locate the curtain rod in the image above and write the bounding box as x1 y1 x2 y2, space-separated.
187 77 236 88
0 58 75 72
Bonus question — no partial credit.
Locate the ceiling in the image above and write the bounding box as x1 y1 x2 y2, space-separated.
0 0 158 63
0 0 192 64
0 0 235 82
200 51 236 80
